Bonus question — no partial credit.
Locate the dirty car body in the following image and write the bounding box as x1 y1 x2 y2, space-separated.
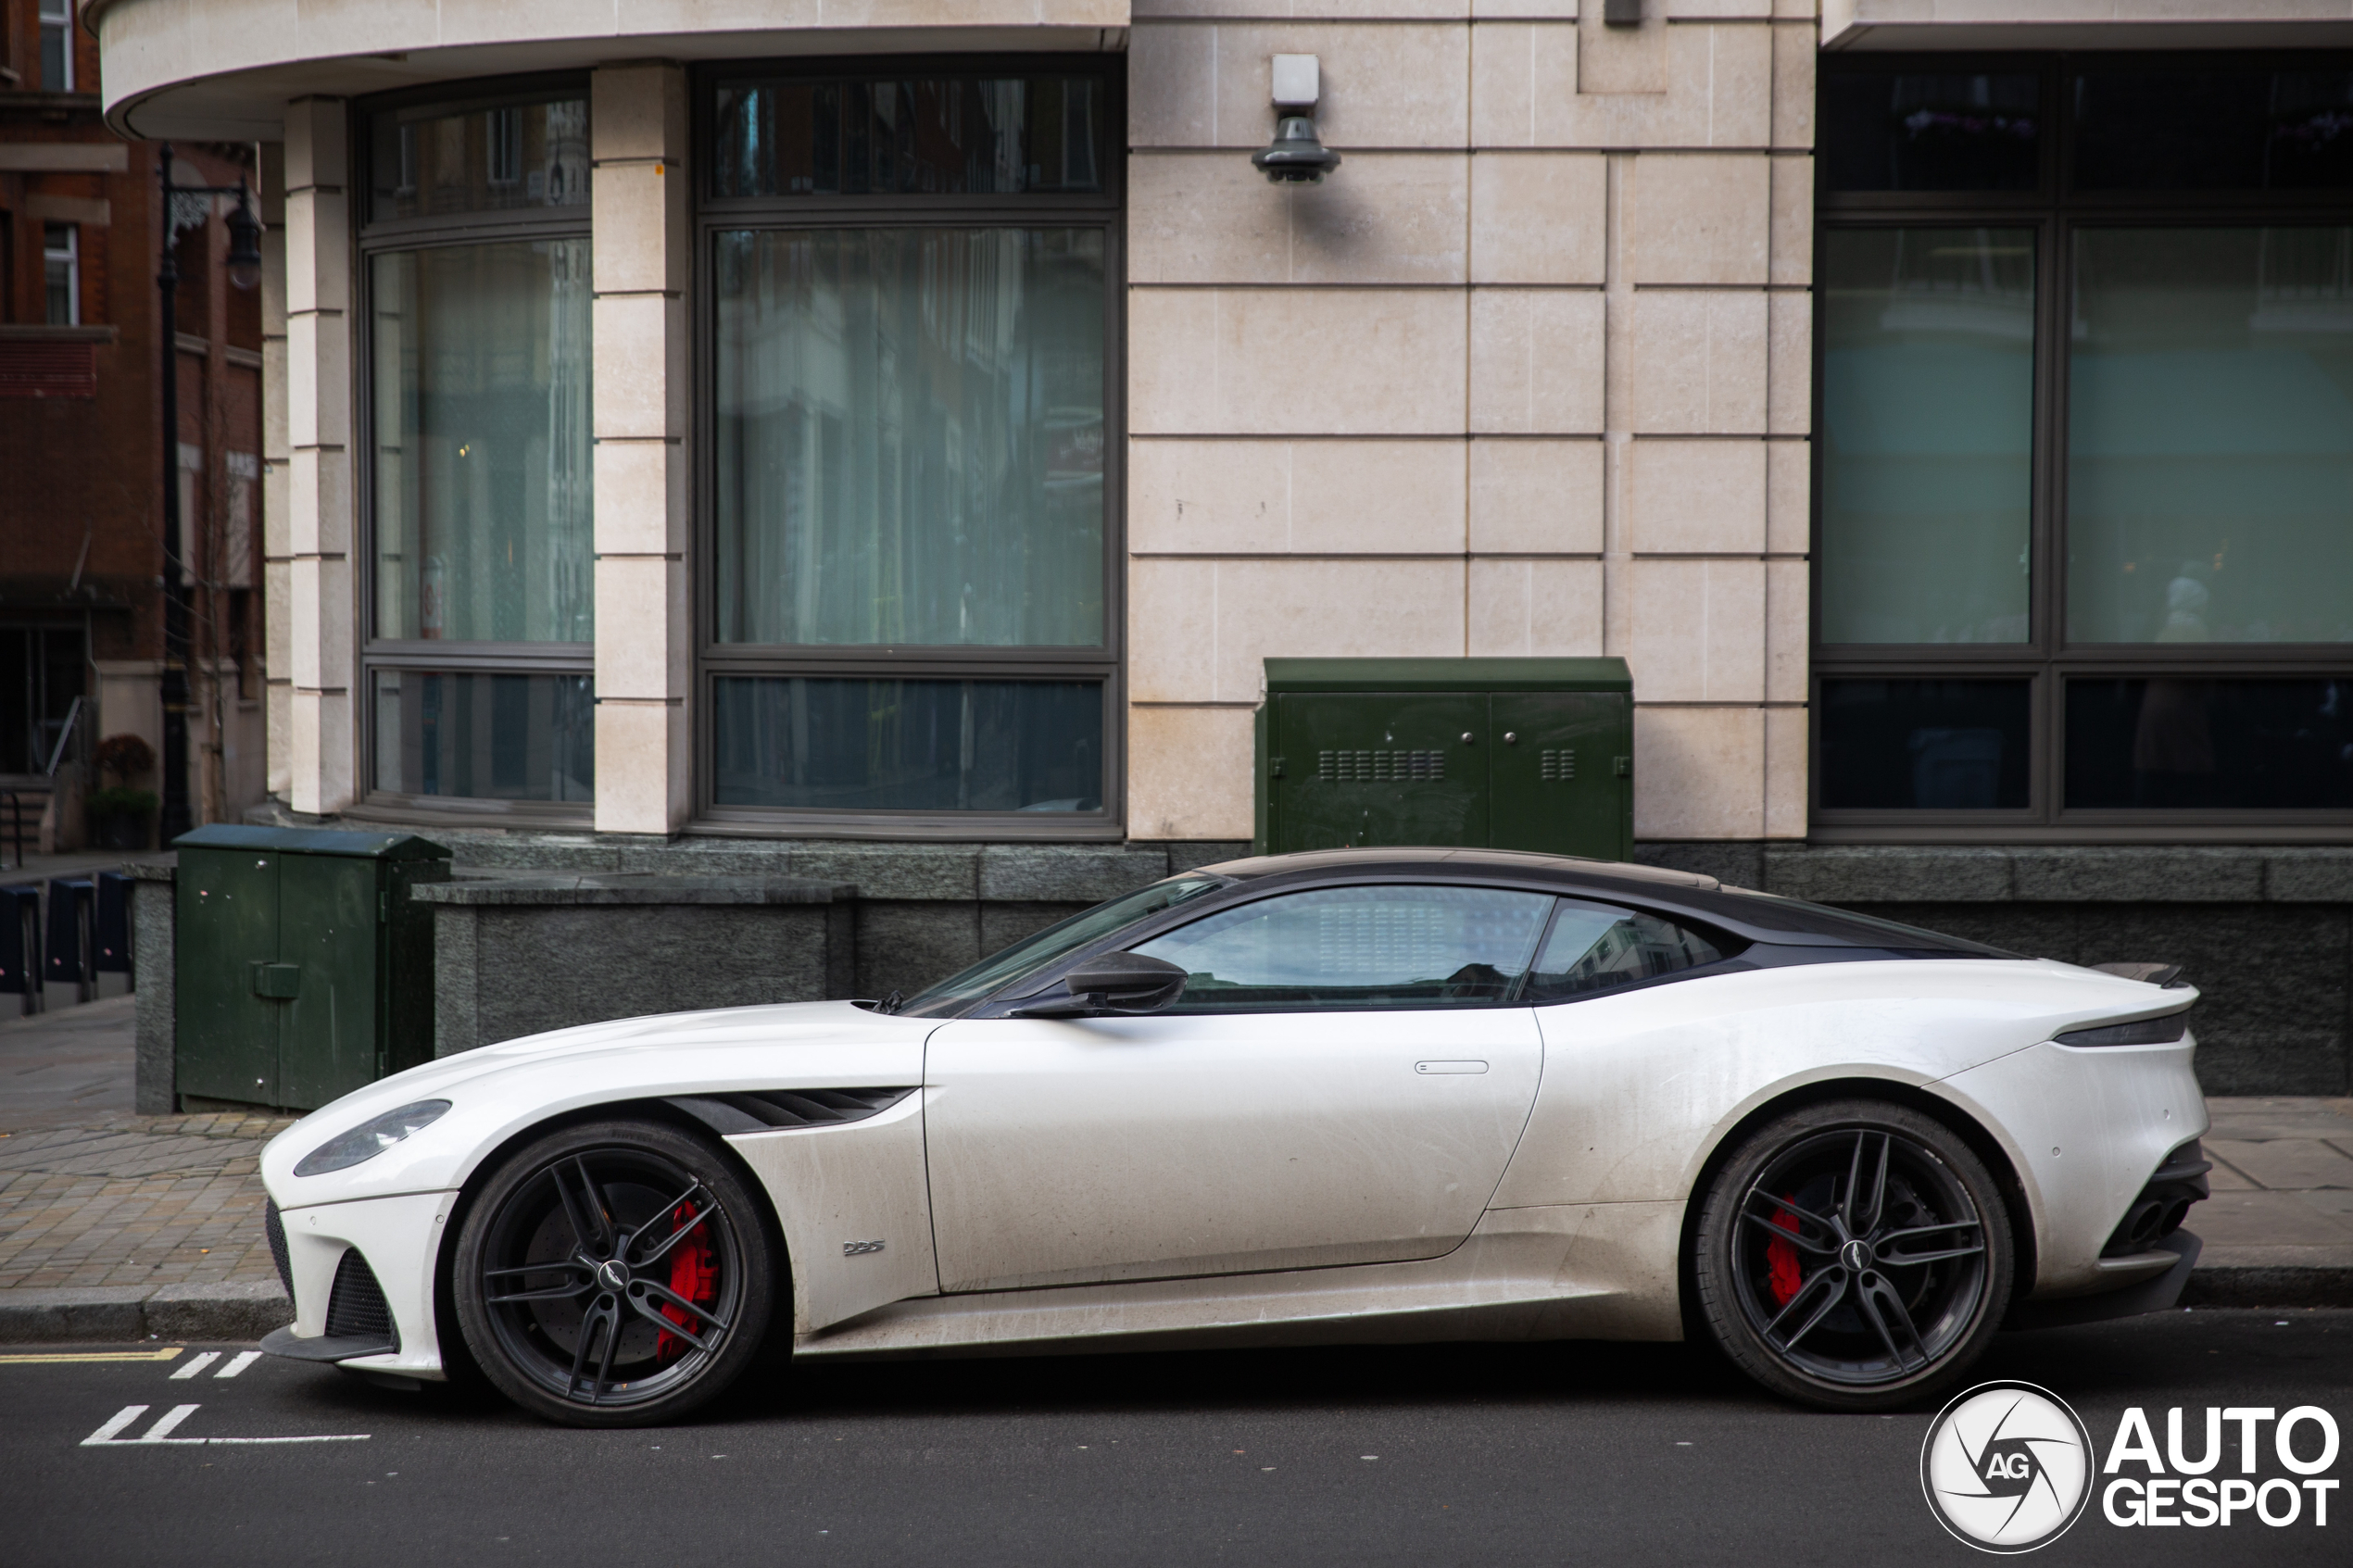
258 848 2209 1424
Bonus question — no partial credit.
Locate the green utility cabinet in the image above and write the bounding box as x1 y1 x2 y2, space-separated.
1254 659 1634 860
173 825 449 1111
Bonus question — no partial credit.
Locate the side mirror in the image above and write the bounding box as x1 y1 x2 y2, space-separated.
1013 952 1189 1017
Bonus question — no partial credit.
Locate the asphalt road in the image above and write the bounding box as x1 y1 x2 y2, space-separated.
6 1310 2348 1567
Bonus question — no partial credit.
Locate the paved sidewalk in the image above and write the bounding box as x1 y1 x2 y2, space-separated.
0 998 292 1339
0 994 2347 1340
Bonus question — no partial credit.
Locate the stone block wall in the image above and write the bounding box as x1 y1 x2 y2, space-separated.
1124 1 1817 846
1642 844 2353 1096
423 833 1249 1009
421 877 856 1057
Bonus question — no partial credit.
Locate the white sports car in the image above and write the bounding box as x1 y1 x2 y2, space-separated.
257 848 2211 1425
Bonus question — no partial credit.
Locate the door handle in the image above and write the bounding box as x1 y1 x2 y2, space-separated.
1415 1060 1488 1075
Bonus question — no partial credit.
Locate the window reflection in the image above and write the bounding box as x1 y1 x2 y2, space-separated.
1820 229 2036 645
712 227 1104 647
371 242 595 645
1134 885 1554 1011
2068 228 2353 645
371 671 595 803
1819 680 2033 811
2066 679 2353 809
2074 69 2353 191
712 75 1103 197
1822 72 2041 192
370 97 588 222
711 677 1103 812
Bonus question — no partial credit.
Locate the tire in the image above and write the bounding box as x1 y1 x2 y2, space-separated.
453 1119 779 1428
1692 1098 2013 1413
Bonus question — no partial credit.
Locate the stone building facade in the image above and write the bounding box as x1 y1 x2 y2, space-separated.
80 1 2353 1097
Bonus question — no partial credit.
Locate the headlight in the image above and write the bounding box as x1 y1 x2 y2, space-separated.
293 1100 452 1176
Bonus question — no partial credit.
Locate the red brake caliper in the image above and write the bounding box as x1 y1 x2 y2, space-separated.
1766 1198 1803 1307
656 1201 718 1361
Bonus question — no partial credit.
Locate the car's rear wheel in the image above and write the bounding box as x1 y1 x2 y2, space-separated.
1692 1098 2013 1412
453 1119 777 1427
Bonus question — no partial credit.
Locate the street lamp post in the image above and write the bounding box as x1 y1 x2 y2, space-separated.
156 144 262 842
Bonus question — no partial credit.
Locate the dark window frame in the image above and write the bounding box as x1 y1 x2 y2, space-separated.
690 55 1127 841
1814 50 2353 842
350 76 598 826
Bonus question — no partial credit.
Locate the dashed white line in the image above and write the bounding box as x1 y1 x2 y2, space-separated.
170 1353 221 1380
81 1405 371 1448
82 1406 149 1445
142 1405 202 1442
214 1351 262 1379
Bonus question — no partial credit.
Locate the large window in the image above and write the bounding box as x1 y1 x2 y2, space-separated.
1816 56 2353 836
360 86 595 812
699 63 1119 834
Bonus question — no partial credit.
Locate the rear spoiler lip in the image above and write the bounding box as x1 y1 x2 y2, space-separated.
2089 960 2189 988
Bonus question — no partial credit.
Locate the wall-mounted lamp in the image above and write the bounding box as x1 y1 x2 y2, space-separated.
1251 55 1341 184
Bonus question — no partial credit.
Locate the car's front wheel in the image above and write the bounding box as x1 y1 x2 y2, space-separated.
453 1119 778 1427
1692 1098 2013 1411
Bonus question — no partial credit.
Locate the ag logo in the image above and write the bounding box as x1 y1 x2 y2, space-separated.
1921 1382 2095 1553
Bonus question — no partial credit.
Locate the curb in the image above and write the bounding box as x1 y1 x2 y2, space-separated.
0 1282 289 1345
2180 1266 2353 1311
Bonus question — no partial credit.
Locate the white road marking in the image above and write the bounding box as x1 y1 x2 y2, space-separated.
213 1351 262 1379
170 1353 221 1380
143 1405 203 1442
82 1407 149 1445
80 1404 370 1448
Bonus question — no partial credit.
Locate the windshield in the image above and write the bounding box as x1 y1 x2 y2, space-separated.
895 874 1232 1017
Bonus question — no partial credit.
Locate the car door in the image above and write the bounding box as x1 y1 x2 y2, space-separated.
923 883 1554 1293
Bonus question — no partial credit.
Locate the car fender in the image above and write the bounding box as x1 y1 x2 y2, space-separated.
1493 960 2189 1212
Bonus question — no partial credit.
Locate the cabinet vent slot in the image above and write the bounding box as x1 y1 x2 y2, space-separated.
1316 749 1446 783
1540 749 1576 781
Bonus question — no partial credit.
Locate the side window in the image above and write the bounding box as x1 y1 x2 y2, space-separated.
1133 884 1554 1011
1523 900 1727 1003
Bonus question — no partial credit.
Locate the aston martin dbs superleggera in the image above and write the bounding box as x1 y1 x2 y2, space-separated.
258 848 2209 1424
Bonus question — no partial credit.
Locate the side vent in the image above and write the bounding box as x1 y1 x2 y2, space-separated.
264 1200 294 1300
666 1086 916 1137
323 1248 399 1350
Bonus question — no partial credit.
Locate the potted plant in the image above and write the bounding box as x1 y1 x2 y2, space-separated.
92 734 157 851
87 786 160 850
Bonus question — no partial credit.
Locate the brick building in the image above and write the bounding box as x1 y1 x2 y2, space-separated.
1 0 263 846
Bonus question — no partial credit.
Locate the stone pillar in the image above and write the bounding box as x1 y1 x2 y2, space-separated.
282 98 356 816
131 864 176 1114
590 64 693 835
258 143 292 801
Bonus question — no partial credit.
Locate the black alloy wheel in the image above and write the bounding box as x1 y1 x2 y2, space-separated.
454 1119 777 1427
1692 1098 2013 1412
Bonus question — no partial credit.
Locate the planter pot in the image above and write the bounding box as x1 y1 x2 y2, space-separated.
95 812 149 851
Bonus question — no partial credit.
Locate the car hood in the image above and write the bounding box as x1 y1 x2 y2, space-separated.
262 999 937 1205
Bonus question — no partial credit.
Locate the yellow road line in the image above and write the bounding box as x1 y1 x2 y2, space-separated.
0 1348 185 1365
